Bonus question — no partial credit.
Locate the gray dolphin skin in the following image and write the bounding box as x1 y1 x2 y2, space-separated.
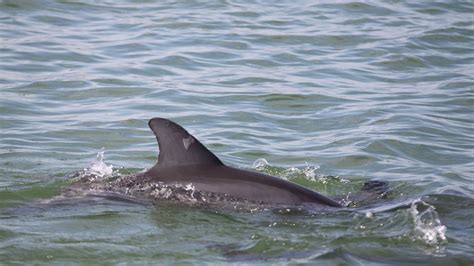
143 117 343 208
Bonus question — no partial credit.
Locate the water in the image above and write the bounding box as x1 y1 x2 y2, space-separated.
1 0 473 264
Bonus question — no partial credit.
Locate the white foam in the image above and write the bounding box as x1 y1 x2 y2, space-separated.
184 183 196 199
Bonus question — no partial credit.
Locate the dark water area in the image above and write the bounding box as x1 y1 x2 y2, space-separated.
1 0 473 264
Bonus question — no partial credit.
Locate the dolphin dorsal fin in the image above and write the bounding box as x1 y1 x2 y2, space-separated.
148 117 223 168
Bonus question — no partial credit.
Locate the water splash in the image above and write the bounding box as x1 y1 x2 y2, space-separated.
252 159 319 181
252 158 270 170
83 149 114 179
287 166 318 181
281 165 350 185
410 198 447 247
283 166 315 180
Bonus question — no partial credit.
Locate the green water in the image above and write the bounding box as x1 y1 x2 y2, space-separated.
1 0 473 264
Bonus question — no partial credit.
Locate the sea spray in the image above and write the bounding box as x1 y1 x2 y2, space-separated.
410 198 447 247
83 149 114 179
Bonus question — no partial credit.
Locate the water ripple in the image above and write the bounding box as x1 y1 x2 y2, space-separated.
1 0 473 264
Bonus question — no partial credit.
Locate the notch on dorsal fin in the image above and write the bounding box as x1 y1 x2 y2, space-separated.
148 117 223 168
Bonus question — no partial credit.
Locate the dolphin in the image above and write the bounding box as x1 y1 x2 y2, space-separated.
10 117 387 214
141 117 343 208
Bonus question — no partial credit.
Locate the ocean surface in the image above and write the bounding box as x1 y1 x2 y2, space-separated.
1 0 473 264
